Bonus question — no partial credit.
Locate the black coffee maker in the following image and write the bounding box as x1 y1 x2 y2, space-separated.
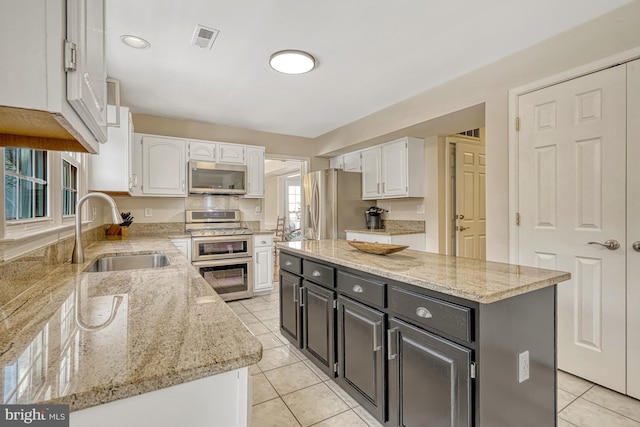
365 206 386 230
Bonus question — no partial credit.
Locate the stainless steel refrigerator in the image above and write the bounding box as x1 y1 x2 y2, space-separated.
302 169 371 240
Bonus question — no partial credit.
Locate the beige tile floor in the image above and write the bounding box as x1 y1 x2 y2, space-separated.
228 287 640 427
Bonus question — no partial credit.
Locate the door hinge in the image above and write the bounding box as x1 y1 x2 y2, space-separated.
515 117 521 132
470 362 477 379
333 362 338 373
516 212 521 226
64 40 77 72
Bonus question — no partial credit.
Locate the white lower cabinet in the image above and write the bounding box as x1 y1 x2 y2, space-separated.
170 238 191 260
253 234 274 295
346 232 426 251
70 368 249 427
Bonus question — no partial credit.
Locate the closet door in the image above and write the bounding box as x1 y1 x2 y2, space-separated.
627 59 640 399
517 64 627 392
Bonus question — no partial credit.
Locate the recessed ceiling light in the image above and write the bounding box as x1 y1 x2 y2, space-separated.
120 35 150 49
269 50 316 74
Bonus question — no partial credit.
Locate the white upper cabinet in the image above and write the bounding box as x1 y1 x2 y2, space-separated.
329 152 360 171
343 151 362 172
362 137 424 200
245 146 265 198
140 135 187 196
89 106 135 194
361 147 383 199
219 143 246 164
0 0 106 153
329 156 344 169
188 140 217 161
66 0 108 144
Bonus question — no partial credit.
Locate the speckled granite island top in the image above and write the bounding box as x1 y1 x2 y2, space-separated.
278 239 570 303
0 238 262 411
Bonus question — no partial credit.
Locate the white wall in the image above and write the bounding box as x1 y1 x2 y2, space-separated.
312 2 640 262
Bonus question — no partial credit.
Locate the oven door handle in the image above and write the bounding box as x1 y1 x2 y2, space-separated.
192 257 253 267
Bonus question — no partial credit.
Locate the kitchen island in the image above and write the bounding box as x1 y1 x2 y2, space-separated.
0 237 262 427
277 239 570 427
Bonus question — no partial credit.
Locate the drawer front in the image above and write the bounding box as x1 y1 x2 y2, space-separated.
280 252 302 274
336 270 385 308
303 260 335 288
390 287 472 342
254 235 273 248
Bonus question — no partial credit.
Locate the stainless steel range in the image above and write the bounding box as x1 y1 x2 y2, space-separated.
186 209 253 301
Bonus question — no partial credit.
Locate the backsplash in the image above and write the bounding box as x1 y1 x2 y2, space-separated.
382 220 425 232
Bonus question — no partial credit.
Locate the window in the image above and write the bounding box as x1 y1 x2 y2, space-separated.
62 160 78 216
4 148 47 221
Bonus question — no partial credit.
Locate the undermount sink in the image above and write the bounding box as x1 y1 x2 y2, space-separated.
84 253 170 272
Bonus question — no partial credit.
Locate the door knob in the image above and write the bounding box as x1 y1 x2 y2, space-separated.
633 241 640 252
588 239 620 250
456 226 469 232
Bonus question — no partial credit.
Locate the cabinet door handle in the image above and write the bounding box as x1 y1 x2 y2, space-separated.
352 284 364 293
299 288 305 307
382 182 385 193
416 307 433 319
387 327 398 360
293 285 298 303
182 179 185 191
373 321 382 352
312 270 321 277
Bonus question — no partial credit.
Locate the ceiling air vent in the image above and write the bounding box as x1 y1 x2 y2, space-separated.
191 24 219 49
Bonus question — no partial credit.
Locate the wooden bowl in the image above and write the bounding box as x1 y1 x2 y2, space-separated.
347 240 409 255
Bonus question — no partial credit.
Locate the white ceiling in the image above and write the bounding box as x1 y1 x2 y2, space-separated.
105 0 630 138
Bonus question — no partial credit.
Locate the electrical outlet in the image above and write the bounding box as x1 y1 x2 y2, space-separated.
144 208 152 217
417 204 425 214
518 351 530 383
91 206 97 220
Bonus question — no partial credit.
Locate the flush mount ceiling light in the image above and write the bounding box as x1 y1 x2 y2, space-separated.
120 35 150 49
269 50 316 74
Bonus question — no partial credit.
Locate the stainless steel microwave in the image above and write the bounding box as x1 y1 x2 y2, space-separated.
188 161 247 195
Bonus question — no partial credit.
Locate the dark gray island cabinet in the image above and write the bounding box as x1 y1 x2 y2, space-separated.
278 240 570 427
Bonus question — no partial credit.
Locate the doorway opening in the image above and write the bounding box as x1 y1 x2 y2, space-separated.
444 130 486 260
263 155 309 241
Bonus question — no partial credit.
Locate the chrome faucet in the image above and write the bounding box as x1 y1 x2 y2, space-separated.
72 192 122 263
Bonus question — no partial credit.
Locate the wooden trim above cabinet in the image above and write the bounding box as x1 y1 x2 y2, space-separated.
0 106 96 153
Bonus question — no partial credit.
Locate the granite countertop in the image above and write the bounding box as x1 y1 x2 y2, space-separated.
253 230 276 235
278 239 570 304
0 237 262 411
345 228 425 236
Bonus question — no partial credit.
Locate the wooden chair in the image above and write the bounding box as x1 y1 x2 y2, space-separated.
273 216 286 276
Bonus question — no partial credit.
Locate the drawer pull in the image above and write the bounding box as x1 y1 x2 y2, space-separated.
416 307 433 319
352 284 364 293
285 261 292 266
261 240 267 245
312 270 321 277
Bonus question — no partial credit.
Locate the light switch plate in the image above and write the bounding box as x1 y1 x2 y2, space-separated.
144 208 152 217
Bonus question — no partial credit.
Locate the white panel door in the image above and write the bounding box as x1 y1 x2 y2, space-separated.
518 65 627 391
455 142 486 260
627 59 640 399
